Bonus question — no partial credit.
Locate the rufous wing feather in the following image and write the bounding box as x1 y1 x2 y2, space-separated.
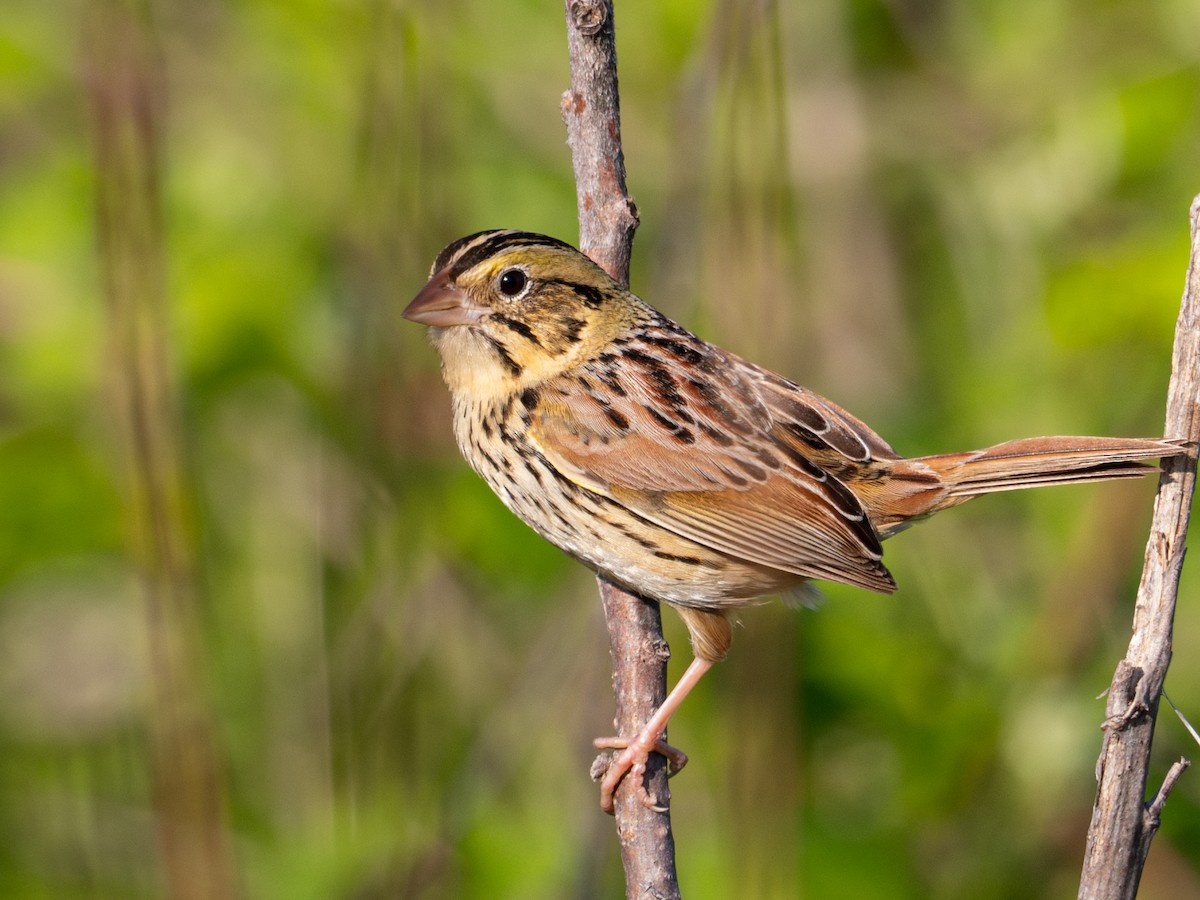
527 335 897 593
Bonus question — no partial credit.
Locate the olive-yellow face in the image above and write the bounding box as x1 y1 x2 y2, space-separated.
403 230 638 397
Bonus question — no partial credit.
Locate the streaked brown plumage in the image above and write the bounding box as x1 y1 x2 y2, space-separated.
404 229 1182 812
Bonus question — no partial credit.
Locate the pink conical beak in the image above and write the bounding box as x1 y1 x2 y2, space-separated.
402 269 488 327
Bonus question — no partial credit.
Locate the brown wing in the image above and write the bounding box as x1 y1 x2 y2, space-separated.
526 326 897 593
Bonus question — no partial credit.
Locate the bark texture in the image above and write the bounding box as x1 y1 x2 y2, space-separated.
562 2 681 897
1077 197 1200 899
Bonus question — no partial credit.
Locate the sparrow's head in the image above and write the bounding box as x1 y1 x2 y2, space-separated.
404 230 638 396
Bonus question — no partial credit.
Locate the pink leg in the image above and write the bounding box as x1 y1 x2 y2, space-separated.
592 656 714 814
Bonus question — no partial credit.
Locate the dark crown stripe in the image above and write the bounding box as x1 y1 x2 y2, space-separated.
433 230 579 278
431 231 496 274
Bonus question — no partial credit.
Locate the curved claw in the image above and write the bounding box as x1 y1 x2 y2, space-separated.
593 735 689 814
594 736 689 776
589 657 713 815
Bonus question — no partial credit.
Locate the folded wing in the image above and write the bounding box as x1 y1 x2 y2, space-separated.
526 328 898 593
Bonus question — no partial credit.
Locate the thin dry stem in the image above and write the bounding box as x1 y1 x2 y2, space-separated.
1077 196 1200 899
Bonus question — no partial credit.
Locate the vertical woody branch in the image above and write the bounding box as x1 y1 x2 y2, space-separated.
562 0 639 281
1077 196 1200 899
562 2 681 898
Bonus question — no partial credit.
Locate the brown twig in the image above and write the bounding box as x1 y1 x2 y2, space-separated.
562 2 681 897
562 0 639 281
592 579 681 898
1077 196 1200 899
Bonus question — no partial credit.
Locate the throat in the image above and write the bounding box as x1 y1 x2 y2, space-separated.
432 323 581 402
432 326 529 401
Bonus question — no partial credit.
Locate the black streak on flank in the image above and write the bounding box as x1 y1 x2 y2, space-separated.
653 550 703 565
607 517 660 550
531 448 584 494
474 445 502 472
522 459 545 486
497 395 515 422
520 388 539 411
545 503 575 531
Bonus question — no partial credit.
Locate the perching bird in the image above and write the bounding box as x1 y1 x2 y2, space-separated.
403 229 1181 813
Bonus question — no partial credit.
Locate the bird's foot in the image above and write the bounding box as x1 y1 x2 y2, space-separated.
592 732 688 815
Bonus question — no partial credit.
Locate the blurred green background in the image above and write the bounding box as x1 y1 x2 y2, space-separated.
3 0 1199 897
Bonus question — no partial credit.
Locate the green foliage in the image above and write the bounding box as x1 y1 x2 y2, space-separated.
2 0 1198 896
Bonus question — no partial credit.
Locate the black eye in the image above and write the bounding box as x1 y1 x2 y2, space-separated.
498 268 528 297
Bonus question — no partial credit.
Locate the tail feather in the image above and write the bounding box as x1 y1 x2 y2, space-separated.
857 436 1184 535
918 436 1182 497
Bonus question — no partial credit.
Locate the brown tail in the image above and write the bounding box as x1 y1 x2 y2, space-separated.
920 436 1182 496
864 436 1184 535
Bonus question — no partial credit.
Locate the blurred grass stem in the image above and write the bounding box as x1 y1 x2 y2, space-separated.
85 2 239 897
